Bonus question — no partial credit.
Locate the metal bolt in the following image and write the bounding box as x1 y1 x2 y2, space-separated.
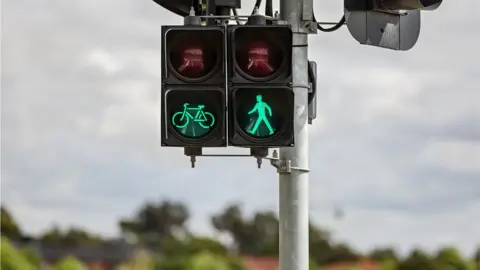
256 157 262 169
190 156 196 168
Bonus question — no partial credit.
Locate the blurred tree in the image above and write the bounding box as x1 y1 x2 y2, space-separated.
225 255 246 270
187 251 230 270
381 259 398 270
63 227 103 245
211 204 355 266
160 235 228 257
324 243 360 264
20 247 42 269
250 211 279 255
160 235 189 257
472 247 480 270
155 256 189 270
0 236 35 270
41 225 103 246
119 200 189 248
118 249 155 270
211 204 279 255
309 223 334 265
52 256 86 270
211 204 259 254
309 256 320 270
41 225 63 243
398 249 436 270
186 237 229 255
369 247 399 262
1 206 22 240
434 246 469 270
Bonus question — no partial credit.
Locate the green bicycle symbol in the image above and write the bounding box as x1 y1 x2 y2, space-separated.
172 103 215 129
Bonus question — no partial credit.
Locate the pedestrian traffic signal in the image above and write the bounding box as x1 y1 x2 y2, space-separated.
232 87 294 141
227 25 294 147
161 25 227 147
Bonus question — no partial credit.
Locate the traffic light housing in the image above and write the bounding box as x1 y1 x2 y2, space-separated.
345 0 442 11
161 25 227 147
344 0 443 50
227 24 294 147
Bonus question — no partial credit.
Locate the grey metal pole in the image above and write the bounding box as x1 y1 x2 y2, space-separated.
279 0 310 269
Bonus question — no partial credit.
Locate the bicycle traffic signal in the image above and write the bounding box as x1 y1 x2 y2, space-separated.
161 25 227 147
227 24 294 147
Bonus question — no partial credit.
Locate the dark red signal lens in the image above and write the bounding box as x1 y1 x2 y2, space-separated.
166 29 222 81
246 41 275 77
176 46 206 78
170 44 217 79
235 38 284 79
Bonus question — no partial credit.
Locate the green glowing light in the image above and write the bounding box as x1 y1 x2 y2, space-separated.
244 94 276 137
172 103 215 138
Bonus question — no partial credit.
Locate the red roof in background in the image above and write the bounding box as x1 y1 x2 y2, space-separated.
243 256 279 270
317 259 380 270
242 257 381 270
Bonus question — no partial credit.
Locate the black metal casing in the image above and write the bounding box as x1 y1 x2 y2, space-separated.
161 25 227 147
227 25 295 147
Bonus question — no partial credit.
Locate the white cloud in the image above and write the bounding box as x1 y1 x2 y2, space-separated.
419 139 480 173
83 49 122 75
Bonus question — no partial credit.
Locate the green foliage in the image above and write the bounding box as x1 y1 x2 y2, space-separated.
211 205 279 255
434 246 469 270
398 249 436 270
118 249 155 270
187 251 230 270
0 237 35 270
186 237 229 255
41 225 103 246
52 256 86 270
1 201 477 270
225 255 246 270
381 259 398 270
309 256 320 270
160 235 229 258
1 207 22 240
155 256 189 270
160 235 189 257
119 200 189 249
20 247 42 268
211 204 360 266
370 248 399 262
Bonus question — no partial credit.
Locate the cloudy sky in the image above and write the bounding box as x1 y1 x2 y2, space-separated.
1 0 479 257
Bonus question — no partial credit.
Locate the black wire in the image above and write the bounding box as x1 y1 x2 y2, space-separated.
313 13 346 32
251 0 262 14
191 0 200 15
307 61 315 104
265 0 273 24
265 0 273 17
232 9 241 25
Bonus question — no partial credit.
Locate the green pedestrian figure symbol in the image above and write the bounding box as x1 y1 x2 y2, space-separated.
248 94 274 135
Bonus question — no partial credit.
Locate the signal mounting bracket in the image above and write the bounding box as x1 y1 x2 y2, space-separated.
268 150 310 173
183 147 269 168
301 0 317 34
